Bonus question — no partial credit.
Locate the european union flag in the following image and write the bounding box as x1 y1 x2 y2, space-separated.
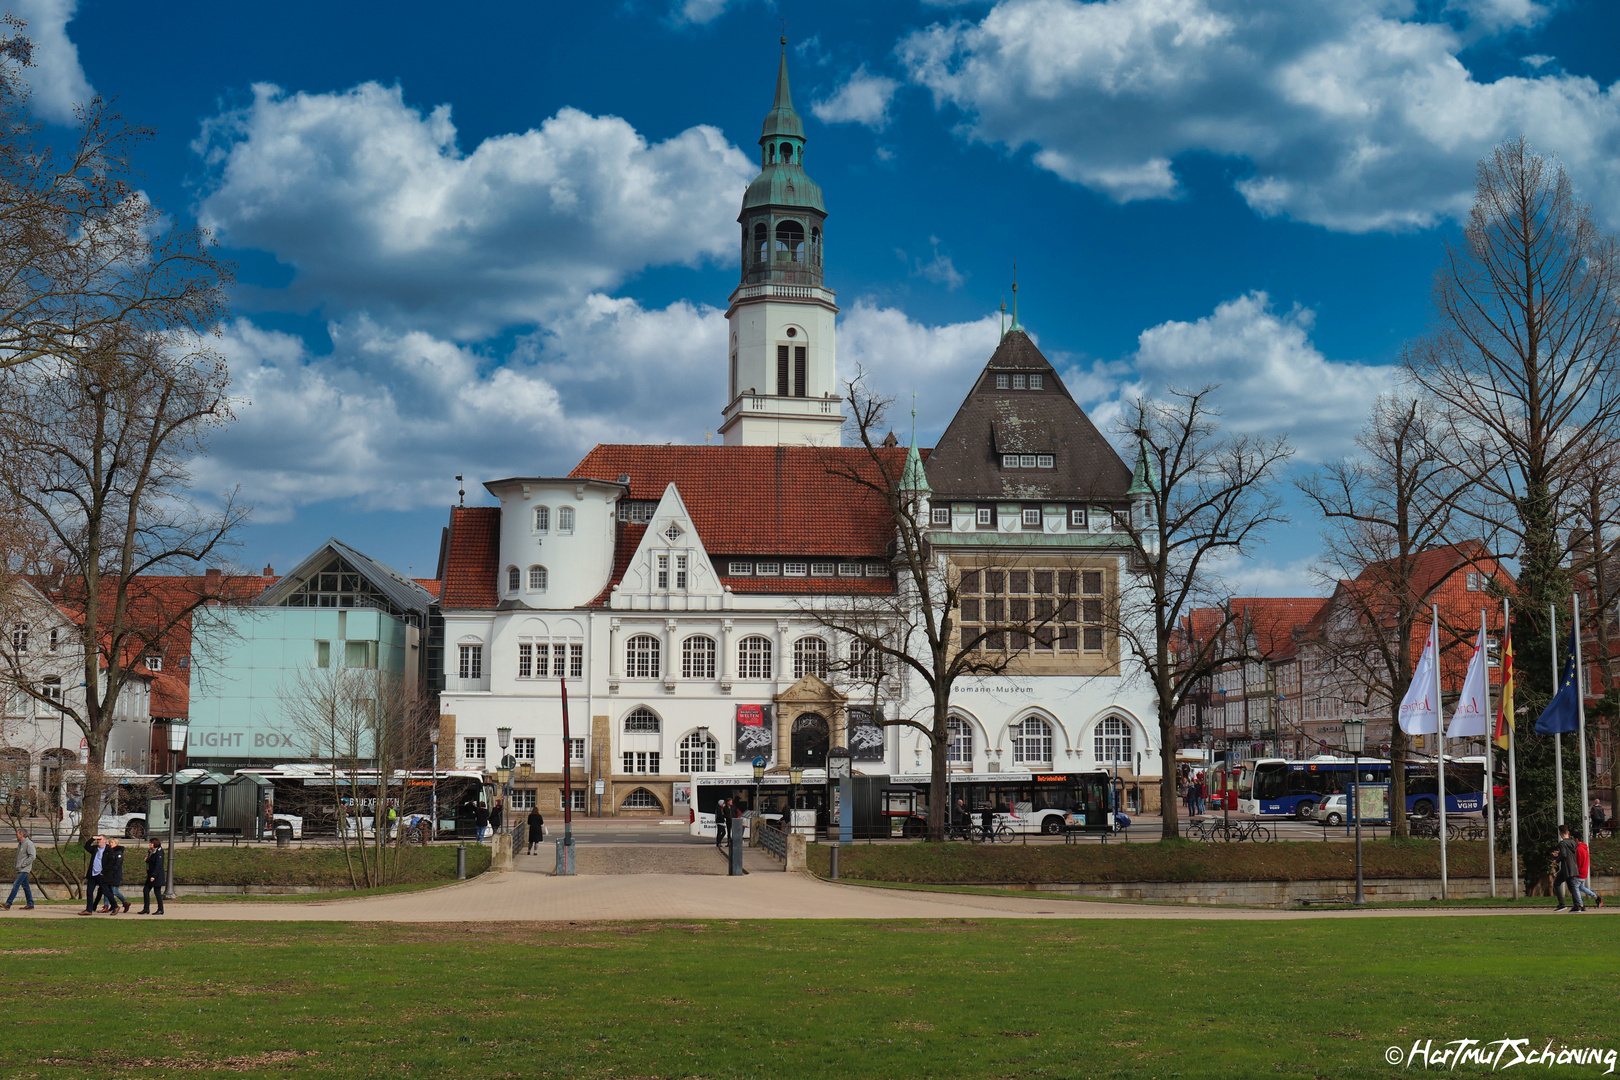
1534 628 1580 735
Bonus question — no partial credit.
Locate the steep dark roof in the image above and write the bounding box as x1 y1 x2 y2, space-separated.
924 329 1132 500
440 506 501 609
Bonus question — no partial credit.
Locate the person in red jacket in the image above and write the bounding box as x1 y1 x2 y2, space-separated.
1575 838 1602 909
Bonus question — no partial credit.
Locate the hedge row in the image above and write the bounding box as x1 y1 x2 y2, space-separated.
0 842 489 886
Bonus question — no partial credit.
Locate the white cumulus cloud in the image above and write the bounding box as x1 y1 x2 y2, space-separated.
812 66 901 129
1131 291 1390 461
194 82 755 340
11 0 92 124
899 0 1620 231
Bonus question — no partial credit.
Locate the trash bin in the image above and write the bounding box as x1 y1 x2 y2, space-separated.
274 822 293 847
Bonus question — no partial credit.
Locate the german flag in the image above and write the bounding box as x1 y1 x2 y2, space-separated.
1493 627 1514 750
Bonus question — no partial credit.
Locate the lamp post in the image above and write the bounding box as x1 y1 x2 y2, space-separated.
163 719 188 900
788 765 803 836
752 758 765 822
428 724 439 841
1344 717 1367 906
495 727 513 838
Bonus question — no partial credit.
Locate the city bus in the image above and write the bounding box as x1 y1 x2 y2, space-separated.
247 764 494 840
690 770 1117 839
1235 756 1487 819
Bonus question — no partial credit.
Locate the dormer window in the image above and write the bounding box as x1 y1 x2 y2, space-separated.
995 374 1009 389
145 655 163 672
1012 374 1026 389
1030 374 1043 389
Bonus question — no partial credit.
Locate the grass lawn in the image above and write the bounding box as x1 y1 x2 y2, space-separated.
805 837 1620 885
1 918 1616 1079
4 842 489 892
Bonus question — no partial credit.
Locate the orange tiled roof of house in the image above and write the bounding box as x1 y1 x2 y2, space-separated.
440 506 502 609
412 578 443 600
570 444 909 559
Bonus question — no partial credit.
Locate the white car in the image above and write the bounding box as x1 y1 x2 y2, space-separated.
1313 794 1349 827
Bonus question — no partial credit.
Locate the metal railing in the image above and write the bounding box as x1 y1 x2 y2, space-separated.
758 818 788 860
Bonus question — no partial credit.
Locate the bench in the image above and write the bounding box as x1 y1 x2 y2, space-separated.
190 826 243 847
1063 825 1109 845
1297 896 1355 907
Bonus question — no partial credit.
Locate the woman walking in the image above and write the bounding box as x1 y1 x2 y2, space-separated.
140 838 166 914
526 807 545 855
101 838 128 914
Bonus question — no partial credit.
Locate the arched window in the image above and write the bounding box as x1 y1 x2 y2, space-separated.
625 635 661 679
793 636 827 679
10 623 26 653
1011 717 1053 765
753 222 767 264
780 141 793 163
506 566 520 593
679 729 718 773
947 717 974 764
534 506 549 531
558 507 574 533
622 788 662 810
624 707 660 733
1094 716 1132 766
682 635 716 680
528 565 547 591
737 636 773 680
775 220 805 263
791 712 829 767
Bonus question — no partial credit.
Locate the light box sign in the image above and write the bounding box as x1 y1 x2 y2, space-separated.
846 706 886 762
735 704 773 762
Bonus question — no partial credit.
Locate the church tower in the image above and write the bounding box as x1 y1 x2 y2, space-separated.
719 40 844 447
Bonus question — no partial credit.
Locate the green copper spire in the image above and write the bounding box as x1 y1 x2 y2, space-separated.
1127 432 1158 496
900 399 931 494
761 37 805 142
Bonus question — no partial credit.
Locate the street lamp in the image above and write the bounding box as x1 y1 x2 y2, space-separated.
752 757 765 823
1344 717 1367 907
788 764 803 836
495 727 513 838
428 724 440 841
164 719 188 900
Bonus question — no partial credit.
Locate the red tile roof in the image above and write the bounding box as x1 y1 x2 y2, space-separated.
587 521 648 607
412 578 443 600
570 444 907 558
440 506 501 609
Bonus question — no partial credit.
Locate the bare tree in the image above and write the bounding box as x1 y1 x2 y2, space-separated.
282 664 426 888
1567 446 1620 825
1298 395 1492 836
1405 137 1620 886
0 20 227 375
0 336 247 839
1108 388 1293 840
808 375 1089 841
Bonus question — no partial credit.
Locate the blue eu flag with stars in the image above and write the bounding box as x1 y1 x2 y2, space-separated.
1534 628 1580 735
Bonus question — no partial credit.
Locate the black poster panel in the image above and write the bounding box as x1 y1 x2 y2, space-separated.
735 703 774 763
847 705 886 762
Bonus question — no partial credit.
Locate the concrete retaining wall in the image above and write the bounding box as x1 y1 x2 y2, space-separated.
1023 874 1620 907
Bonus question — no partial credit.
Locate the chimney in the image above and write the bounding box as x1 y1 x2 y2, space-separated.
204 568 221 579
263 565 275 577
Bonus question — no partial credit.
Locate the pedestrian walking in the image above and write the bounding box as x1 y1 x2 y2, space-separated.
473 801 490 841
952 797 969 838
1553 825 1584 912
1574 835 1602 910
79 835 107 915
714 798 730 847
5 829 36 910
526 807 545 855
140 838 166 915
1593 799 1609 836
489 799 504 835
1195 775 1208 816
101 838 128 914
979 803 994 842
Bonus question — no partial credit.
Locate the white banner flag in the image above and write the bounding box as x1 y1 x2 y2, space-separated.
1398 626 1440 735
1447 626 1490 738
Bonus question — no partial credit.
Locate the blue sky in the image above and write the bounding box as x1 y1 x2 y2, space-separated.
25 0 1620 590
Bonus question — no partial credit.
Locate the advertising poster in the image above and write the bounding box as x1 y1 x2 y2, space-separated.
735 703 774 761
847 705 886 761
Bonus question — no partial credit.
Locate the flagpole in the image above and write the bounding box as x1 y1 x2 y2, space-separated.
1574 591 1589 846
1551 602 1564 828
1434 604 1447 900
1482 608 1495 899
1505 597 1519 901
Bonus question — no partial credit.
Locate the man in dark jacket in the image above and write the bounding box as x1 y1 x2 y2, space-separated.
526 808 545 855
1554 825 1584 912
140 838 166 914
979 804 995 842
79 835 107 915
100 838 128 914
